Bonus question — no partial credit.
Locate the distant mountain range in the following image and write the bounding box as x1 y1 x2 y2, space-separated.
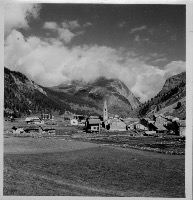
51 77 140 116
4 67 139 117
4 67 186 119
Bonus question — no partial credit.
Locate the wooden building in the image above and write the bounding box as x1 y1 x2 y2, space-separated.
85 117 101 133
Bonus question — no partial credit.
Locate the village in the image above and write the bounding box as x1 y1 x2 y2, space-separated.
4 100 186 155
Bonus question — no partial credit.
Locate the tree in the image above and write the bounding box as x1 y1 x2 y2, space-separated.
175 101 182 109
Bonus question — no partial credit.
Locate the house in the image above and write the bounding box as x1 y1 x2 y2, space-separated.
165 116 175 122
154 122 167 133
172 117 180 122
127 121 138 130
108 118 126 131
144 131 156 136
25 117 44 124
147 122 167 134
12 126 24 134
153 114 167 125
40 113 54 121
41 126 56 135
135 123 148 131
85 116 102 132
70 115 86 126
23 126 41 133
175 120 186 136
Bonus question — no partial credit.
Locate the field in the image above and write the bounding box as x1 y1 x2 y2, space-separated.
4 120 185 197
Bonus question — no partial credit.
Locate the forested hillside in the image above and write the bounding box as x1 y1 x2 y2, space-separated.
4 67 100 117
136 72 186 118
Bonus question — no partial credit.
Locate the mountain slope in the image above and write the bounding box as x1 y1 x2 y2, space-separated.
137 71 186 119
4 67 101 116
51 77 140 116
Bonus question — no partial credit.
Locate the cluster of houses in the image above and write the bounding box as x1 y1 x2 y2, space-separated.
71 100 127 133
69 100 186 137
7 102 185 137
11 113 56 136
127 114 186 137
12 125 56 137
25 113 54 124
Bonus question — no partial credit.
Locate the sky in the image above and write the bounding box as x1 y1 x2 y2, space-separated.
4 3 186 102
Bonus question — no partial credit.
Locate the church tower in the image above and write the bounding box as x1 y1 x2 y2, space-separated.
103 99 108 123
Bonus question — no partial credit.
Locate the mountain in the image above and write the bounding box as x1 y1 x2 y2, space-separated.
4 67 101 117
137 71 186 119
51 76 140 116
157 72 186 96
4 68 140 117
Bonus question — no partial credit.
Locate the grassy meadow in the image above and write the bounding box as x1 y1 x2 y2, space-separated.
4 120 185 197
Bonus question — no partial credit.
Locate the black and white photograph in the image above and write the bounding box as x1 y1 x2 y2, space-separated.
2 1 192 198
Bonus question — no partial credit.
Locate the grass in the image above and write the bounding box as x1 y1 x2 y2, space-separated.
4 120 185 197
4 137 185 197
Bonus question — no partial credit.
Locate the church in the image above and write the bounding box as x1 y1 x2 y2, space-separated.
103 100 126 132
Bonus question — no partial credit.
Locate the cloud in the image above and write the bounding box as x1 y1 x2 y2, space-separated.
118 21 125 28
4 30 186 103
57 28 75 43
130 25 146 34
151 57 167 64
43 20 90 43
44 21 76 43
62 20 81 30
4 3 41 35
83 22 92 27
134 35 149 43
163 61 186 79
68 20 81 29
43 22 58 30
149 53 166 58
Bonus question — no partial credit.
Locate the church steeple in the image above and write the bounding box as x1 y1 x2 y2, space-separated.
103 99 108 122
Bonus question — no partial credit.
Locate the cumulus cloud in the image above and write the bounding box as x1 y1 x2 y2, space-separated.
4 30 186 102
130 25 146 34
43 21 84 43
43 20 93 44
5 3 41 35
57 28 75 43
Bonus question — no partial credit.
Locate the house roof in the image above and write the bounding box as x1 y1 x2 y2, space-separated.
41 127 55 131
88 119 101 124
145 131 156 134
154 113 165 118
176 120 186 127
154 123 167 131
148 120 155 124
25 117 40 121
89 116 100 119
165 116 175 120
142 117 151 121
